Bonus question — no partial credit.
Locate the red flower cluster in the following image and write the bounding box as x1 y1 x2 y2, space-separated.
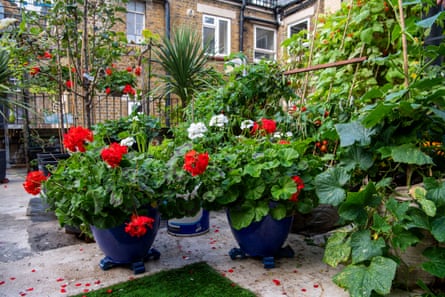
30 67 40 76
278 139 290 145
125 215 155 237
134 66 141 76
122 84 136 96
105 87 111 95
100 143 128 168
23 171 48 195
105 67 113 76
65 80 73 89
290 176 305 201
251 118 276 135
183 150 209 176
63 127 94 152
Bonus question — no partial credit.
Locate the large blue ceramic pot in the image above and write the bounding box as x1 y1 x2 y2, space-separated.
91 207 161 265
227 209 293 258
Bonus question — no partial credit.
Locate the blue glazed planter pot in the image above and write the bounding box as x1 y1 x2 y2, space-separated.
91 207 161 264
227 210 293 258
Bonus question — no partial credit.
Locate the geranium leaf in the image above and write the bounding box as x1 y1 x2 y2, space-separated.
271 177 295 200
315 167 349 206
323 231 351 267
350 230 385 264
228 207 255 230
270 203 287 220
110 189 123 207
390 144 433 165
244 163 262 177
333 256 397 297
422 247 445 278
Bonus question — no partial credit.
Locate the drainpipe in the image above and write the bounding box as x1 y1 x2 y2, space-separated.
239 0 246 52
164 0 171 127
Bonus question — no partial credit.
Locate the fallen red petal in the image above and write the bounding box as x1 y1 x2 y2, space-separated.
273 279 281 286
94 280 101 284
228 269 234 273
19 293 26 297
26 288 34 291
31 269 36 272
314 284 319 288
60 288 66 293
10 277 16 280
85 283 91 286
301 288 307 292
56 278 64 282
0 281 4 285
83 289 89 293
75 283 82 286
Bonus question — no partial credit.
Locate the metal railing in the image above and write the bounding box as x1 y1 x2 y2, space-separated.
3 91 181 129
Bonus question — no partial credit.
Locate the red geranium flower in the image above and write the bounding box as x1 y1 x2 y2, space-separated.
42 51 52 59
290 176 305 201
126 66 132 72
183 150 209 176
65 80 73 89
134 66 141 76
23 171 48 195
125 215 155 237
278 139 290 145
251 118 276 135
105 87 111 95
100 143 128 168
122 84 136 96
63 126 94 153
30 67 40 76
105 67 112 76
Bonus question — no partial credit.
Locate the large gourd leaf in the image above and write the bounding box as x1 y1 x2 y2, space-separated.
422 247 445 278
323 231 351 267
333 256 397 297
350 230 385 264
390 144 433 165
335 121 377 147
315 167 350 206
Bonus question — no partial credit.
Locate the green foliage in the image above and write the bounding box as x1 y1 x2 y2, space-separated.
154 26 223 113
283 0 445 295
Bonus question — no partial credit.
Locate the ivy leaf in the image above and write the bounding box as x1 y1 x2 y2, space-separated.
350 230 385 264
422 247 445 278
323 231 351 267
333 256 397 297
315 167 350 206
389 144 433 165
335 121 377 147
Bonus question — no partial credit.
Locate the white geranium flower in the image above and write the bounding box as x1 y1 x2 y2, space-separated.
187 122 207 140
285 131 293 138
209 114 229 127
273 132 283 139
240 120 254 130
120 137 136 147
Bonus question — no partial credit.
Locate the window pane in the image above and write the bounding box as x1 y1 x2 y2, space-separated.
127 16 135 35
135 14 144 33
203 27 215 54
290 22 307 37
218 20 228 55
135 1 144 12
255 51 273 60
256 28 274 50
204 16 215 25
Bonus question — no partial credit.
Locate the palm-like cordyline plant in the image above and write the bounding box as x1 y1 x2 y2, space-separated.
154 27 222 119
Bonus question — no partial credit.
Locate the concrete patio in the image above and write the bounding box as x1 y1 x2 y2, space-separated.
0 169 420 297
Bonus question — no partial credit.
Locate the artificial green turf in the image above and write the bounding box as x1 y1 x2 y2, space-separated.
71 262 257 297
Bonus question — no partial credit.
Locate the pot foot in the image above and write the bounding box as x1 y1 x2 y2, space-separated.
98 248 161 274
228 245 295 268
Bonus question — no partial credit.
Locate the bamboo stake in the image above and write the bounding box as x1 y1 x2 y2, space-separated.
397 0 410 87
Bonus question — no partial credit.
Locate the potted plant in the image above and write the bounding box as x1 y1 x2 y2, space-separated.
168 58 324 267
23 112 167 274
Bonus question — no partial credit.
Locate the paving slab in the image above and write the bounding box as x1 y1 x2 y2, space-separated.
0 169 420 297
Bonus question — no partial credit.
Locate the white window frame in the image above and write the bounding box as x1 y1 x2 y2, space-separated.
288 18 310 48
202 14 231 57
253 25 276 62
127 0 145 44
